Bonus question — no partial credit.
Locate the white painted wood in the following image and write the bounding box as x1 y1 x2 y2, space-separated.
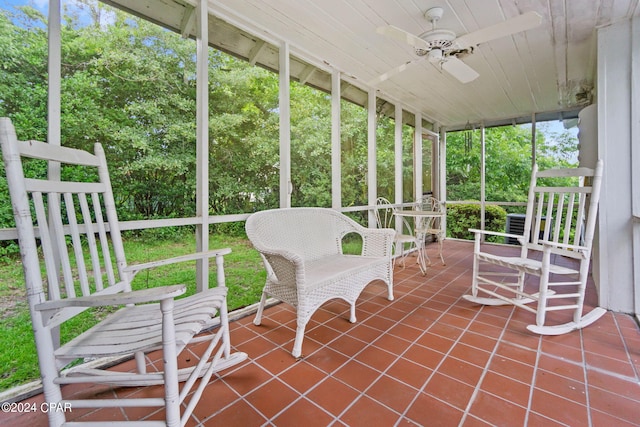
279 41 291 208
195 0 210 292
394 103 403 206
0 118 247 426
466 160 606 334
102 0 639 130
367 88 377 227
331 69 341 209
596 18 637 313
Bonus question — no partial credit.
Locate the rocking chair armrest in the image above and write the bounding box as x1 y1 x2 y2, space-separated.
123 248 233 277
469 228 523 240
539 240 589 256
35 285 187 311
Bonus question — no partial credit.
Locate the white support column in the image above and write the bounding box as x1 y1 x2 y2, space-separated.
439 128 446 201
367 89 377 226
48 0 61 151
531 113 537 168
279 42 292 208
480 124 486 235
439 128 447 233
331 70 341 209
47 0 62 350
394 103 403 205
195 0 209 291
414 113 423 201
595 17 638 314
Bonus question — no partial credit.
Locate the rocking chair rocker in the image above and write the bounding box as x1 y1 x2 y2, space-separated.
463 160 605 335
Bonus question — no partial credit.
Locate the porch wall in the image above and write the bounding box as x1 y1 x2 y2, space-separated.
595 14 640 316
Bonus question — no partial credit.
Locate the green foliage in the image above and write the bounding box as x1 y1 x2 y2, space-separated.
0 232 266 391
447 203 507 242
446 124 578 204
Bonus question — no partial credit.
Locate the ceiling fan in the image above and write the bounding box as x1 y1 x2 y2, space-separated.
371 7 542 85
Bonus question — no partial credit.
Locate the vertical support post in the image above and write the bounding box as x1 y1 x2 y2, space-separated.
394 103 403 206
439 128 446 201
414 113 423 201
531 113 537 168
47 0 62 350
367 89 377 227
279 42 291 208
195 0 209 291
331 70 341 209
480 124 486 237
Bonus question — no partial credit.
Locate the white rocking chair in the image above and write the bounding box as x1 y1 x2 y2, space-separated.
0 117 247 426
463 160 606 335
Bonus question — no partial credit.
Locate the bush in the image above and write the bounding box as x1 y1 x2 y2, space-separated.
447 203 507 242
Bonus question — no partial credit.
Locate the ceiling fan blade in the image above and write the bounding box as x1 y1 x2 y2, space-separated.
454 11 542 49
441 56 479 83
377 25 430 50
368 58 424 86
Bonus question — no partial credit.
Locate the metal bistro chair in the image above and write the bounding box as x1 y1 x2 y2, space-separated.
0 117 247 427
415 195 446 266
375 197 417 268
463 160 605 335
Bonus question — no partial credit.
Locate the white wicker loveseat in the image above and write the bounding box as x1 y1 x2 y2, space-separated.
245 207 395 358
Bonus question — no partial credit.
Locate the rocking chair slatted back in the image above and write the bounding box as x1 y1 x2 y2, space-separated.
9 138 128 329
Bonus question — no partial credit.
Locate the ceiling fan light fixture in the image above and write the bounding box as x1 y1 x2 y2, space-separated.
428 48 443 63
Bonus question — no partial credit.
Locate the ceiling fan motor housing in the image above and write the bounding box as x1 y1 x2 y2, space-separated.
415 29 456 56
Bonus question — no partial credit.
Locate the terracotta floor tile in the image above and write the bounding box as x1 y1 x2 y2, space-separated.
402 343 446 370
478 370 531 406
385 357 434 389
423 372 476 410
405 393 464 427
340 395 401 427
590 408 640 427
305 377 360 416
530 388 589 426
366 374 419 413
488 355 535 385
537 354 585 382
458 330 499 353
586 368 640 400
587 384 640 425
244 378 299 419
415 331 456 354
468 390 527 427
7 240 640 427
270 397 333 427
277 361 326 394
534 369 587 405
584 351 637 378
354 345 398 372
448 343 492 369
302 346 349 374
540 338 584 363
437 357 484 387
333 360 381 392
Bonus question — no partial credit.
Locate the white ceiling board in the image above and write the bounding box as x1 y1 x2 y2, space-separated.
102 0 639 129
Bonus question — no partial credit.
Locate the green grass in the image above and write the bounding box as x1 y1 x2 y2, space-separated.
0 230 366 391
0 231 266 392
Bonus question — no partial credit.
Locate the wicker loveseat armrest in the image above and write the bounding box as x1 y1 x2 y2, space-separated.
260 249 306 289
360 227 396 257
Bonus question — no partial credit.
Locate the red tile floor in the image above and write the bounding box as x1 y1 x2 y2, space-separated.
2 240 639 426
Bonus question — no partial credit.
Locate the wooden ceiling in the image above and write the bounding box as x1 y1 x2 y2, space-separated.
103 0 639 130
